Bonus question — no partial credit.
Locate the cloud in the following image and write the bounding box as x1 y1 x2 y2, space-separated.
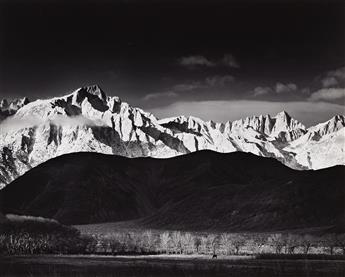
327 66 345 79
6 214 58 223
321 66 345 87
205 75 235 87
145 75 236 101
179 55 215 67
221 54 239 68
253 86 273 96
308 88 345 103
275 83 298 94
149 100 344 127
0 115 105 133
252 83 298 97
173 82 204 91
143 91 178 101
179 54 239 68
322 76 338 88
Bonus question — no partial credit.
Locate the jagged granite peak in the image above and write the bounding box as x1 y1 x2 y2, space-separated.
0 99 9 109
84 84 107 100
227 111 306 142
0 86 344 188
283 114 345 169
0 97 31 122
308 114 345 137
0 97 30 113
71 84 107 105
159 115 211 136
272 110 305 131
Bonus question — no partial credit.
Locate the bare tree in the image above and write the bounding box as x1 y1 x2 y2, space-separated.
159 232 170 254
141 230 155 253
200 236 209 254
252 234 267 254
171 231 182 254
335 234 345 255
286 234 299 254
181 232 194 254
322 234 337 255
299 234 315 254
220 233 232 255
231 234 246 255
108 234 122 254
194 236 202 254
268 234 284 254
207 234 220 255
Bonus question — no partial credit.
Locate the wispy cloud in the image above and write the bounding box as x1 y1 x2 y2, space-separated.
173 82 205 91
221 54 239 68
0 115 105 133
321 66 345 88
179 54 239 68
179 55 215 67
205 75 235 87
253 86 273 97
322 76 338 88
143 75 235 101
275 83 297 94
308 88 345 103
143 91 178 101
252 83 298 97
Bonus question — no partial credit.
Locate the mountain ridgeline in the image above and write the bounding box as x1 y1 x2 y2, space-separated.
1 151 344 231
0 85 344 189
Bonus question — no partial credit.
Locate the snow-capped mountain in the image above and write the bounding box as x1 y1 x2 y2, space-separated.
0 85 344 189
0 97 30 121
284 115 345 169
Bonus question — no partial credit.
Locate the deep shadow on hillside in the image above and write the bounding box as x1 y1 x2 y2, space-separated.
1 150 344 231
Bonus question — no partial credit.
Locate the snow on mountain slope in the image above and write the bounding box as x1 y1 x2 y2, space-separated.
0 97 30 121
284 116 345 169
0 85 344 188
0 85 183 188
229 111 307 142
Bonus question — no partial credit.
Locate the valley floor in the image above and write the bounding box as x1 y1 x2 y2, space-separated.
1 254 345 277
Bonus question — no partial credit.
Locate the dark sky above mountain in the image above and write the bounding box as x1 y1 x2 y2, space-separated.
0 0 344 124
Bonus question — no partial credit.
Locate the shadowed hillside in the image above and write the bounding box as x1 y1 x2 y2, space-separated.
1 151 344 231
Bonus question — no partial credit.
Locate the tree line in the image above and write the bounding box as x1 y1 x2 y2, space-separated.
1 219 345 256
94 231 345 256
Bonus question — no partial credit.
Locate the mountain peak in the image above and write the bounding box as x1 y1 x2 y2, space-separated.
0 85 343 190
332 114 345 123
0 97 31 121
70 84 107 107
275 110 291 120
0 99 8 109
270 111 306 141
82 84 106 101
307 114 345 136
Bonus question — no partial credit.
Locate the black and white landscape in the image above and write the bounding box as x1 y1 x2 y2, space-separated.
0 85 344 189
0 0 344 276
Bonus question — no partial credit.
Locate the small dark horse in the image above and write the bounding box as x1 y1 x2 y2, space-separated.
212 254 217 259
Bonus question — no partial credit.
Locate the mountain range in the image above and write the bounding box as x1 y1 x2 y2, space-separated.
0 84 344 189
1 151 344 231
0 97 30 121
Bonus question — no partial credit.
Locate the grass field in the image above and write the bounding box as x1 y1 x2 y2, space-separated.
1 255 345 277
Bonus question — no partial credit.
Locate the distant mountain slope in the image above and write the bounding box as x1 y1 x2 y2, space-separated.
0 97 30 122
284 115 345 169
0 85 344 188
1 151 344 231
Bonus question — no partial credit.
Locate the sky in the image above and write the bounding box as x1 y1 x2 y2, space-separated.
0 0 344 125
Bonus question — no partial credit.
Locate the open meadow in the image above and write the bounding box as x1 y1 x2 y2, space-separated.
1 254 345 277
